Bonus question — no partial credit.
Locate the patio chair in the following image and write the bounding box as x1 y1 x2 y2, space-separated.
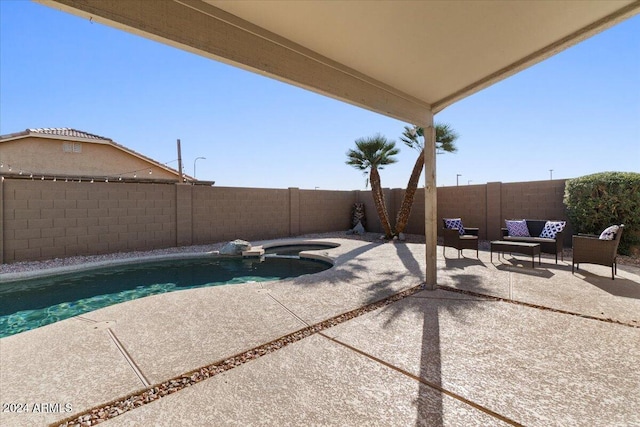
442 218 479 258
572 224 624 280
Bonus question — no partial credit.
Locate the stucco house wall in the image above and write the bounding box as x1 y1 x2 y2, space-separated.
0 136 179 181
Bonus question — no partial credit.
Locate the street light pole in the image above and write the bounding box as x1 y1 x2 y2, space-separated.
549 169 554 180
456 174 461 186
194 157 206 179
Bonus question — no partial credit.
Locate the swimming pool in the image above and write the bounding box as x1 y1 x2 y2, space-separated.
0 248 333 338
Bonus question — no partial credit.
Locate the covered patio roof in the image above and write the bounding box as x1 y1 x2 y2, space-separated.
38 0 640 125
37 0 640 286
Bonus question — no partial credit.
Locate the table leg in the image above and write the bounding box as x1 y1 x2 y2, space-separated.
531 253 534 268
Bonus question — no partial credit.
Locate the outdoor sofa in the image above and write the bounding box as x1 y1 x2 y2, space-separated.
501 219 565 263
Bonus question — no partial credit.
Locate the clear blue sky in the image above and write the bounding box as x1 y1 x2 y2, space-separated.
1 1 639 190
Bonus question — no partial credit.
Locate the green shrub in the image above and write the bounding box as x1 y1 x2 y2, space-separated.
564 172 640 255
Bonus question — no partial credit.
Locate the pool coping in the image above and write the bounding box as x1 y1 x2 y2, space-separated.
0 252 221 283
257 238 341 264
0 239 340 283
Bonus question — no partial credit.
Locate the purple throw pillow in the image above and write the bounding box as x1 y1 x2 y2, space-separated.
505 220 530 237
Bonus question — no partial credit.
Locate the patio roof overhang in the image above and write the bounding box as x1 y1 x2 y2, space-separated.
36 0 640 286
37 0 640 126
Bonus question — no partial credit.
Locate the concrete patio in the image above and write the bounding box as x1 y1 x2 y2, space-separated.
1 237 639 426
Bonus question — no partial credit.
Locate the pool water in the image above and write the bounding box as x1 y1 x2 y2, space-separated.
0 254 331 338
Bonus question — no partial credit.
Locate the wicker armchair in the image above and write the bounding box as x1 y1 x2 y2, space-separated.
442 219 479 258
572 225 624 280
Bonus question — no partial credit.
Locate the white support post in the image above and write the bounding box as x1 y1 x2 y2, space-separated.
424 118 437 289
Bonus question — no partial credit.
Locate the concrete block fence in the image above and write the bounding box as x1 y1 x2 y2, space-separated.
0 177 570 264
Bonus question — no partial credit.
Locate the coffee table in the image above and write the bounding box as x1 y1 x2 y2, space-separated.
490 240 541 268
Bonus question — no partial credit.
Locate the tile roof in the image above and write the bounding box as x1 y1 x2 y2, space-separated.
26 128 112 141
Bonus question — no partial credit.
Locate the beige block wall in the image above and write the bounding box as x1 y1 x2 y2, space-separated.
486 182 503 241
289 188 300 236
501 180 568 222
0 137 178 180
298 189 356 234
176 184 193 247
2 180 176 263
436 185 487 239
192 186 290 243
1 178 573 264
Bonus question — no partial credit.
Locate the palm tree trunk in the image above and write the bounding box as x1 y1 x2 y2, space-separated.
370 167 394 238
394 150 424 235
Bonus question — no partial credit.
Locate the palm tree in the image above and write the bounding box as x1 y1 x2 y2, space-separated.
394 124 458 236
346 134 399 239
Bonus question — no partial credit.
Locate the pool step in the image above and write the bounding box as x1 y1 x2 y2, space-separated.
242 247 265 257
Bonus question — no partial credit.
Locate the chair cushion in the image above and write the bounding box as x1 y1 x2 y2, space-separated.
539 221 566 239
505 220 530 237
599 225 619 240
444 218 465 235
